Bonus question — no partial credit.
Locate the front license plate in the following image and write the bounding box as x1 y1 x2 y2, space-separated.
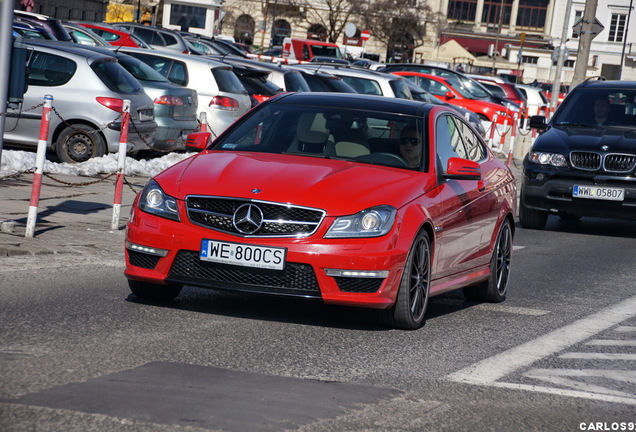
200 239 286 270
572 185 624 201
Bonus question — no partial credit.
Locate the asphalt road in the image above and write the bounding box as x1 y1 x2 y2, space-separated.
1 217 635 432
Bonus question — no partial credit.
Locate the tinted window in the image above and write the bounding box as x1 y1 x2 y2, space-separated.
553 88 636 127
28 52 75 86
117 56 170 83
162 32 178 47
212 67 245 93
390 79 412 99
283 71 311 92
91 59 142 94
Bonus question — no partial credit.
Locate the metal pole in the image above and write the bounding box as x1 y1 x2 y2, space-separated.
550 0 573 112
618 0 634 79
0 2 15 168
571 0 599 88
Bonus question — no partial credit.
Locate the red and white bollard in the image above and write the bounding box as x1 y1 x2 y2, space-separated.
498 115 510 150
25 95 53 238
111 100 131 231
199 111 208 132
507 113 518 167
487 114 498 149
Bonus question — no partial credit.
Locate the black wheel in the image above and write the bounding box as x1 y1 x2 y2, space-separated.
463 219 512 302
128 279 182 301
519 193 548 230
55 124 107 163
383 230 431 330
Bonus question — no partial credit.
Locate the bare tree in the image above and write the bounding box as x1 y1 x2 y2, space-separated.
361 0 432 59
287 0 367 43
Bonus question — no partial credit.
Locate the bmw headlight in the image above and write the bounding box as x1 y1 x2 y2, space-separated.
325 205 396 238
529 152 567 167
138 179 180 221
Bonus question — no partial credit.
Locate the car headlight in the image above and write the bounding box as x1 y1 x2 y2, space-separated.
324 205 396 238
528 152 567 167
138 179 180 221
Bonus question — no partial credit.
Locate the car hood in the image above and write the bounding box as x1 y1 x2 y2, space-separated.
155 151 431 215
535 126 636 154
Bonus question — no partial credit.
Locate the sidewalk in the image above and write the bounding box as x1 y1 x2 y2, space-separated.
0 172 149 257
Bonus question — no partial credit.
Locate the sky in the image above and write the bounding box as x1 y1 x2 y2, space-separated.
0 149 193 180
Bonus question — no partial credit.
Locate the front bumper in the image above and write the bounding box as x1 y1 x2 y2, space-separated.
124 209 408 309
522 166 636 219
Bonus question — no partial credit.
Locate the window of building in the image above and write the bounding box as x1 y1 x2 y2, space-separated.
608 13 627 42
522 56 539 64
571 10 583 38
564 59 575 68
516 0 549 30
448 0 478 22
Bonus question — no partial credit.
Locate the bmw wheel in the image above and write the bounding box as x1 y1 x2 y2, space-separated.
384 230 431 330
519 193 548 230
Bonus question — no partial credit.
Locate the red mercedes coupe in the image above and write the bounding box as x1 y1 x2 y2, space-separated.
124 93 517 329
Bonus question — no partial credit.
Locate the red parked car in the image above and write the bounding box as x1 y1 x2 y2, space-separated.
393 71 516 125
77 22 149 48
124 93 517 330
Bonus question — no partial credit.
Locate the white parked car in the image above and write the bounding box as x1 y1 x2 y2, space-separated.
119 47 251 138
516 84 549 117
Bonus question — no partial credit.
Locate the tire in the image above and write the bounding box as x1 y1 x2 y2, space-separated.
128 279 182 301
55 124 107 163
463 219 512 303
519 193 548 230
383 230 431 330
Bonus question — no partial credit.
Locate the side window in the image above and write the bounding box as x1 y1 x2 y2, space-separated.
168 61 188 86
28 52 75 86
162 32 178 47
436 115 467 170
457 119 486 161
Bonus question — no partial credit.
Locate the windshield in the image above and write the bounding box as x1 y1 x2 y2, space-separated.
553 88 636 128
213 104 425 170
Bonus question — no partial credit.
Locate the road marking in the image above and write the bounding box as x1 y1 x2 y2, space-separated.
524 369 636 398
615 326 636 333
446 295 636 405
559 352 636 361
434 298 550 316
585 339 636 347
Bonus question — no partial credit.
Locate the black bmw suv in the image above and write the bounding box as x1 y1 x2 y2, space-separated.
520 78 636 229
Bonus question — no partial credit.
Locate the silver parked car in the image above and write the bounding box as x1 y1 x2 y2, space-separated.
111 23 194 55
86 46 200 151
120 48 251 138
4 40 157 163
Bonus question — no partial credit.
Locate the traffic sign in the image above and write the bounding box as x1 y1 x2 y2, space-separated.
572 17 604 39
360 30 371 41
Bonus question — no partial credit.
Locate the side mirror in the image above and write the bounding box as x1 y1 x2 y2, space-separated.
442 157 481 180
185 131 211 152
444 91 455 100
529 115 547 130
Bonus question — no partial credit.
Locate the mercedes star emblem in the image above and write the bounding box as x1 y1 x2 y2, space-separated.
233 203 264 234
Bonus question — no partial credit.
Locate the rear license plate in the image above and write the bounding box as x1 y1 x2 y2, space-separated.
572 185 624 201
200 239 286 270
